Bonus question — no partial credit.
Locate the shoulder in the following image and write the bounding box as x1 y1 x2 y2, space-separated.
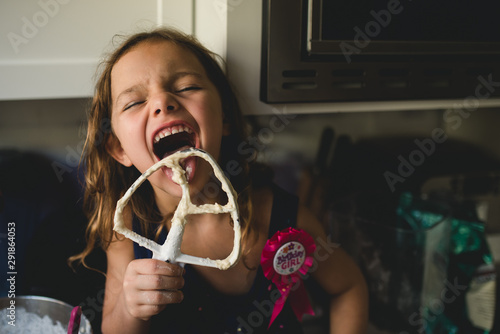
296 204 327 241
296 204 366 296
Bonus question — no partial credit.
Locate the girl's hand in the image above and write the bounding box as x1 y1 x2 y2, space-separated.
122 259 184 321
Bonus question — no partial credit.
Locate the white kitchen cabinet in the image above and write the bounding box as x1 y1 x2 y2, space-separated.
0 0 193 100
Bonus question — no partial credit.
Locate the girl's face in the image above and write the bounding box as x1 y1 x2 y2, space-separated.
108 40 225 204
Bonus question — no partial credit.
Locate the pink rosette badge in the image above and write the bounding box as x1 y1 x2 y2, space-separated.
261 227 316 327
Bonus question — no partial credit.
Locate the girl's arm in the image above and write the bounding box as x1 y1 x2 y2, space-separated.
101 235 184 334
296 205 369 334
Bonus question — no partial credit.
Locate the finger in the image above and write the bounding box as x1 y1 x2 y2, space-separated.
129 259 184 277
128 302 169 320
134 304 167 319
125 290 184 319
139 289 184 306
139 274 185 291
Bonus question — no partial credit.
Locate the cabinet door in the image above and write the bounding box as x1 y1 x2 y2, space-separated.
0 0 193 101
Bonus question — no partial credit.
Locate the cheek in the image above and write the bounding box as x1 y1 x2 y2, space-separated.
111 118 127 144
110 122 140 158
202 89 224 117
113 113 142 138
192 97 224 131
208 100 225 132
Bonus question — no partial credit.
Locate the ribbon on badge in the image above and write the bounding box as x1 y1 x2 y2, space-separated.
260 227 316 327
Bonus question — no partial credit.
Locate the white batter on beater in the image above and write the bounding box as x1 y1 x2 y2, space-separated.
113 148 241 270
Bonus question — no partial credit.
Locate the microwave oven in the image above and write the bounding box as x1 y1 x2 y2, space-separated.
260 0 500 103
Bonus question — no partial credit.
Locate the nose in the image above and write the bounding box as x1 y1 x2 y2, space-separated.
152 92 179 116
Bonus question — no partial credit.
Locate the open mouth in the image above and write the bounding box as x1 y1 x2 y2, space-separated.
153 124 197 181
153 124 196 160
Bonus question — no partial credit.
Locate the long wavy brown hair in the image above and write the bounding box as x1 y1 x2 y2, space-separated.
70 27 265 271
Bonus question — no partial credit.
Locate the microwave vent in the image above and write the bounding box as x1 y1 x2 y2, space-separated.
267 61 500 102
282 70 317 78
282 82 317 90
330 69 366 90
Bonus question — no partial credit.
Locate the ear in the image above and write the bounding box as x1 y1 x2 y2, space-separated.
106 135 133 167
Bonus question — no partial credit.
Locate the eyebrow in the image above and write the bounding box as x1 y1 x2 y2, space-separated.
170 71 204 82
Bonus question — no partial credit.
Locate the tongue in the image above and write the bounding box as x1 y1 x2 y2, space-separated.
182 156 196 182
163 155 196 183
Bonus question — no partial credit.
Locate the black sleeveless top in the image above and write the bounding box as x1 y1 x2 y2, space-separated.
133 185 304 333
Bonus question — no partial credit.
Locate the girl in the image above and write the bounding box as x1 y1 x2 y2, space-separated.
72 27 368 333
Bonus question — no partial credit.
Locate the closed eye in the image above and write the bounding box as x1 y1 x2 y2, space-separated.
123 101 145 111
176 86 201 93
